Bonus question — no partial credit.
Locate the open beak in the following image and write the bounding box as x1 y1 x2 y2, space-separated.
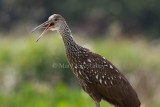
32 20 54 42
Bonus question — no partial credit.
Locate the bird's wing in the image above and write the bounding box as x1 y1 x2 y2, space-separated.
87 52 134 99
75 49 140 106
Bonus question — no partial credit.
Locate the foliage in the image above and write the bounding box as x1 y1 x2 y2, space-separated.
0 83 113 107
0 0 160 38
0 34 160 107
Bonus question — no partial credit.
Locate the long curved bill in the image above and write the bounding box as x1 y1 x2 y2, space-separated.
32 20 54 42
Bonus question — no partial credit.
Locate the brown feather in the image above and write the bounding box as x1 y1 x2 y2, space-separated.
44 14 141 107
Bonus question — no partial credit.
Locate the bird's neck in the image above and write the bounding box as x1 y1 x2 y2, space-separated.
58 21 80 53
58 21 90 72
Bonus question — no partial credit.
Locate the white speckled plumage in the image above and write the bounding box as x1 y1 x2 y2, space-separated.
33 14 141 107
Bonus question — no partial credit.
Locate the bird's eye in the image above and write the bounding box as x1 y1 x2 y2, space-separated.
54 19 58 21
50 22 54 26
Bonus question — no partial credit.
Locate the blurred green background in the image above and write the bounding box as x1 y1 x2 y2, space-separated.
0 0 160 107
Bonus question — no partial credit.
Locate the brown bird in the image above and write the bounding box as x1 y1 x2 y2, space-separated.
32 14 141 107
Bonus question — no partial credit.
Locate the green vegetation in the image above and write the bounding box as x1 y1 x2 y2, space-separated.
0 83 112 107
1 0 160 38
0 34 160 107
0 0 159 106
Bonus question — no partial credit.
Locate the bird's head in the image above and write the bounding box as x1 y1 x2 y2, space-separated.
32 14 65 42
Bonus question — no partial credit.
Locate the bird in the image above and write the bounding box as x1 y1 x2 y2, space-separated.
32 14 141 107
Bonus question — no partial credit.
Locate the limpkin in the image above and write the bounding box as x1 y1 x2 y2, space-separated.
32 14 141 107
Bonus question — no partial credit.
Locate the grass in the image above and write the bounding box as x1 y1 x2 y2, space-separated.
0 83 113 107
0 34 160 107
